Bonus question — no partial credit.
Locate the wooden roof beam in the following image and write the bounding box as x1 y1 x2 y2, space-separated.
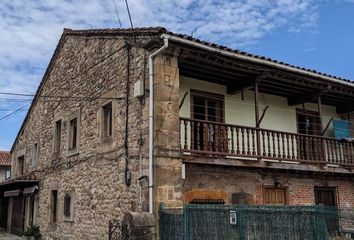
287 91 325 106
336 104 354 114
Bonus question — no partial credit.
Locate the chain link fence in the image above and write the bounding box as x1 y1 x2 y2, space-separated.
160 204 354 240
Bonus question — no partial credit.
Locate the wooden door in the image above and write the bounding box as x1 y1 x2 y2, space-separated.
297 109 323 160
315 187 339 235
191 90 226 153
0 197 8 229
11 196 25 236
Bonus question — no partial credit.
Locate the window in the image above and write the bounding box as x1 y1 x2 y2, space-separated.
54 120 62 153
69 118 78 150
51 190 58 222
32 143 38 167
17 155 25 176
102 102 112 138
315 186 337 206
63 191 75 222
5 168 11 179
63 194 71 217
264 187 287 205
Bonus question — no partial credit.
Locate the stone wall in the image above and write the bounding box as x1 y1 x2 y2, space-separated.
185 164 354 207
11 34 153 239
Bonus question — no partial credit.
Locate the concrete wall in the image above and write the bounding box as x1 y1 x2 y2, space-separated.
185 164 354 207
179 77 339 137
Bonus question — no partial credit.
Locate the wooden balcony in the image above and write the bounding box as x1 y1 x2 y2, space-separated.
180 118 354 167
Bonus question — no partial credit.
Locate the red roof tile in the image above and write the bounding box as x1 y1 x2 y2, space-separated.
0 151 11 166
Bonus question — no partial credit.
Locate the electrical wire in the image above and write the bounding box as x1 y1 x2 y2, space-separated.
111 0 123 28
124 0 134 31
0 104 30 122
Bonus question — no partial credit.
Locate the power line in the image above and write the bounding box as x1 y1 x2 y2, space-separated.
124 0 134 31
111 0 123 28
0 104 30 122
0 92 124 100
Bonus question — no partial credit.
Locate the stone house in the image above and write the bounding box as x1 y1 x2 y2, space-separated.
0 27 354 239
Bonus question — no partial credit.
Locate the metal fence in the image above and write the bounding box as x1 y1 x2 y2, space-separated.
160 204 354 240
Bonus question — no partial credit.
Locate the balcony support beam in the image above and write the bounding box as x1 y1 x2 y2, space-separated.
254 78 262 159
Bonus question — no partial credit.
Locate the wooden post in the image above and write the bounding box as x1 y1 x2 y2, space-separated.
255 79 261 159
318 96 323 131
318 96 325 162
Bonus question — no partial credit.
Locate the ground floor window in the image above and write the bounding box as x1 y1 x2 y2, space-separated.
314 186 337 206
263 187 287 205
51 190 58 222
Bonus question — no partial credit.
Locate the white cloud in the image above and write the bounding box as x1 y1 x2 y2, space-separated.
0 0 319 90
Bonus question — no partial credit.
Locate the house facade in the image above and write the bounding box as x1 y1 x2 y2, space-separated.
1 27 354 239
0 151 11 181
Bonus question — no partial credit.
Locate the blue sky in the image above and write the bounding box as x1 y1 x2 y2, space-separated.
1 0 354 150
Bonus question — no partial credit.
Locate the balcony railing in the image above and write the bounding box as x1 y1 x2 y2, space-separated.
180 117 354 167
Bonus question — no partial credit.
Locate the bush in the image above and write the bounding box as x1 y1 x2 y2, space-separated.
23 225 41 238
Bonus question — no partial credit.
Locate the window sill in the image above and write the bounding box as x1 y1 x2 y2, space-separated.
63 218 74 223
67 148 79 157
100 136 113 144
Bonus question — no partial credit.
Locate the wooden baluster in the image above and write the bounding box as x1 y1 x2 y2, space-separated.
304 136 309 160
191 121 195 151
216 124 223 152
183 120 188 149
247 129 251 155
286 134 290 159
291 135 295 159
267 131 271 157
318 137 322 162
261 131 265 156
349 142 353 165
348 142 353 165
241 128 245 155
231 127 235 154
312 136 317 161
329 139 334 163
226 126 230 154
281 133 285 158
272 132 276 157
236 127 240 154
277 132 281 158
196 121 200 150
335 140 340 163
208 123 213 152
323 138 328 163
296 135 300 160
252 129 256 155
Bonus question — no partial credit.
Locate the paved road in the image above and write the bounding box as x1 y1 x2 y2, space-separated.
0 231 22 240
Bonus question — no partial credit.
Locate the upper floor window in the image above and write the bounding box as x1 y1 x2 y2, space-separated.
5 168 11 179
69 118 78 150
17 155 25 176
54 119 62 154
32 142 38 167
102 102 112 139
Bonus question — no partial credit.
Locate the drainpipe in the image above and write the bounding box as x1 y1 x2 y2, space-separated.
148 37 168 214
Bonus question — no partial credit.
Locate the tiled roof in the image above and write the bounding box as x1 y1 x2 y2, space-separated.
163 30 353 83
0 151 11 166
65 26 353 83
